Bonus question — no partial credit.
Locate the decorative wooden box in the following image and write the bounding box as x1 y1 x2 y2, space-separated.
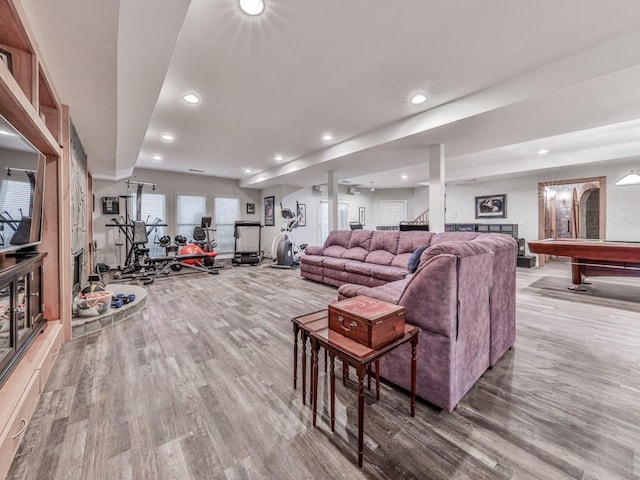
328 296 405 348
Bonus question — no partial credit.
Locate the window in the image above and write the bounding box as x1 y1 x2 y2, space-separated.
128 193 166 256
320 201 348 244
0 179 31 247
381 200 407 228
176 194 206 242
214 197 240 254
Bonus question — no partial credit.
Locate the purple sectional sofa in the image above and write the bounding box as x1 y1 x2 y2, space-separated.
300 230 517 411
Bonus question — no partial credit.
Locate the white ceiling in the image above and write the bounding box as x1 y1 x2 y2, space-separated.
18 0 640 189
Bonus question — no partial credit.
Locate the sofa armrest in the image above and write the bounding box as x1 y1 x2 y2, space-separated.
305 245 324 255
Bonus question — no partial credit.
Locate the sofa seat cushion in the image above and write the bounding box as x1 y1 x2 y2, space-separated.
338 278 409 304
344 261 372 276
343 247 369 262
368 264 408 282
365 250 395 265
301 255 324 266
323 256 349 270
323 245 347 258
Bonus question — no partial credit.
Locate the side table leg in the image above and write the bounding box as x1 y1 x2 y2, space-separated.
312 339 319 427
301 332 307 405
357 365 366 468
330 353 335 432
375 360 380 400
343 359 348 386
293 324 299 390
367 364 371 391
325 349 328 373
410 335 418 417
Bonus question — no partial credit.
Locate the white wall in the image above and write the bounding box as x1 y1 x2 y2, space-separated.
93 168 260 266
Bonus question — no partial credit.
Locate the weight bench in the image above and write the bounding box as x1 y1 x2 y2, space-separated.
142 252 219 284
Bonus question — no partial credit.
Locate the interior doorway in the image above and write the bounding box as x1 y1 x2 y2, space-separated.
537 176 606 266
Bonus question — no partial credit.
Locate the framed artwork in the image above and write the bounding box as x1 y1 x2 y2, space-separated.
101 196 120 215
264 196 275 226
246 202 256 215
359 206 365 226
297 203 307 227
475 194 507 219
0 48 13 74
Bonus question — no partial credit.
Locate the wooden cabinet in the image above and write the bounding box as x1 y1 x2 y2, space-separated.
0 254 46 386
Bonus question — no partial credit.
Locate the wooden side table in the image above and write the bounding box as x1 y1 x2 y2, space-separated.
310 324 419 468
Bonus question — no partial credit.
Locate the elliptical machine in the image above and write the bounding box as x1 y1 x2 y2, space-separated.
271 202 307 268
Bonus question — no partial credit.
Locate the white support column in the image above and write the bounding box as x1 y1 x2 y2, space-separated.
328 171 339 231
428 144 445 232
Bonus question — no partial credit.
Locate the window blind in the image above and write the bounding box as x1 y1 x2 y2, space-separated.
176 194 206 241
214 197 240 254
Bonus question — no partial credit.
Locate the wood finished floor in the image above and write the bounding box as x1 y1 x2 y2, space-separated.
6 261 640 480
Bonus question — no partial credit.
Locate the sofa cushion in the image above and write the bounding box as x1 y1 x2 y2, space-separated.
391 252 412 269
344 261 372 276
368 264 408 282
324 230 352 248
397 231 433 254
323 245 347 258
407 245 428 273
305 245 324 256
348 230 374 250
301 255 324 266
365 250 395 265
370 231 400 255
323 256 348 270
343 247 369 262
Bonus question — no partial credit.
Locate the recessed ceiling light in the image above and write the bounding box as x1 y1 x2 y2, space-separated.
401 174 408 180
161 133 175 142
410 93 428 105
0 130 14 136
322 133 334 142
152 154 163 161
274 154 284 161
244 168 252 174
537 149 549 155
183 93 200 104
239 0 265 16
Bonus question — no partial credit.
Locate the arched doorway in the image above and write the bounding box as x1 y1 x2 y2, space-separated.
537 176 606 266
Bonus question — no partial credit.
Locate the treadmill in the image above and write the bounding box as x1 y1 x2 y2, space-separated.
232 221 263 265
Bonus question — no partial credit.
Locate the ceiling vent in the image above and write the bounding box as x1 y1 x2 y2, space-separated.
348 187 360 195
313 184 327 193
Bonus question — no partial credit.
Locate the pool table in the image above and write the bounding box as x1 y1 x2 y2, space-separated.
528 239 640 290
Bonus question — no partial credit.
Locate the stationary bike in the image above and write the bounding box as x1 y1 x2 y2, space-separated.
271 203 307 268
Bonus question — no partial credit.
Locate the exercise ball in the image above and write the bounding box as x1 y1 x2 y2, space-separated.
179 244 204 265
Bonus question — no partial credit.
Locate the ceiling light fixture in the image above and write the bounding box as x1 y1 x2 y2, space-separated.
537 149 549 155
274 154 284 161
410 93 428 105
161 133 175 142
614 170 640 186
322 133 334 142
239 0 265 16
370 182 375 192
0 130 14 136
401 174 408 180
183 93 201 104
244 168 252 174
152 154 163 161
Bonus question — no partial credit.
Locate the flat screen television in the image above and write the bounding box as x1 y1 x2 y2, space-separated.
0 114 45 255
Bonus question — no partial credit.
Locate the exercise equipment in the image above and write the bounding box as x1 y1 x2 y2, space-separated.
191 216 222 268
232 221 263 265
271 203 307 268
140 250 220 285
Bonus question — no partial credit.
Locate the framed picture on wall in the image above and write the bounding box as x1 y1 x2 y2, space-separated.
246 202 256 214
297 203 306 227
101 196 120 215
475 194 507 218
264 196 275 226
359 206 365 226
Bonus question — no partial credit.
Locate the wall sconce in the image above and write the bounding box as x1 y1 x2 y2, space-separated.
614 170 640 186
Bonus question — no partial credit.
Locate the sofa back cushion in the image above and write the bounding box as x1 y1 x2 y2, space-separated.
397 231 433 254
430 232 480 245
348 230 374 250
322 230 352 258
370 231 400 254
419 240 492 267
